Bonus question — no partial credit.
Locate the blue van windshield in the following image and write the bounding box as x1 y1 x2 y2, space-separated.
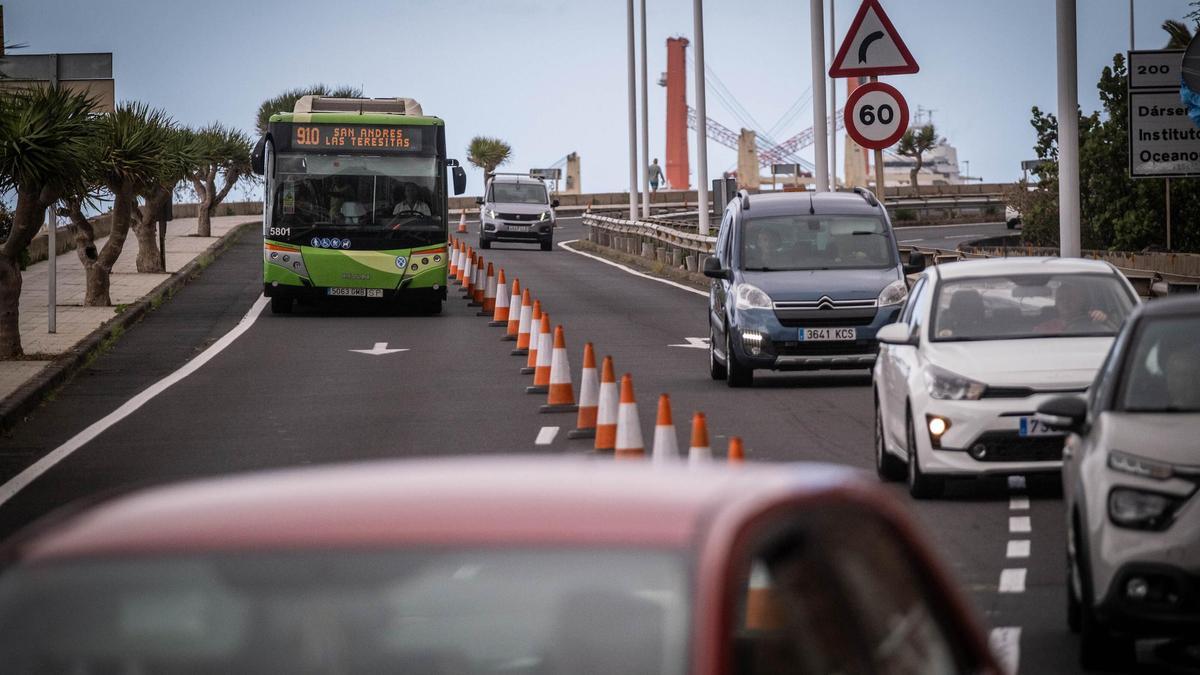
740 215 895 271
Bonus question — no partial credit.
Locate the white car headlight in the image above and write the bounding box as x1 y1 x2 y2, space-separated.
877 279 908 306
735 283 772 310
538 211 550 221
486 208 497 219
924 364 986 400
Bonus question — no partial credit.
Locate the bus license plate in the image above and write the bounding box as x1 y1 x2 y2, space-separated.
327 287 383 298
799 327 856 341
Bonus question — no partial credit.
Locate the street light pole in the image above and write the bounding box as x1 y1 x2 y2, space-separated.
1056 0 1081 257
829 0 837 189
692 0 710 235
810 0 830 192
640 0 651 219
626 0 639 221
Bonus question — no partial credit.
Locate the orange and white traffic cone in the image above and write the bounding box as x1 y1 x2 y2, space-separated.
526 312 551 384
478 263 497 315
593 356 618 453
652 394 680 463
567 343 599 438
511 292 534 355
470 255 486 305
688 412 712 464
460 249 474 293
449 240 459 279
727 436 745 464
489 269 509 325
457 210 467 233
503 279 523 339
458 246 469 285
615 374 645 459
520 302 543 370
539 326 577 412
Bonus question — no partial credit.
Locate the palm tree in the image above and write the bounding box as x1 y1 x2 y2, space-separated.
467 136 513 189
130 126 203 272
0 86 98 358
189 123 253 237
1163 19 1194 49
895 124 940 189
82 102 173 305
255 84 363 136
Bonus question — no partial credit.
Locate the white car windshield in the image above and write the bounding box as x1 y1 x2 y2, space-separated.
1119 315 1200 413
931 273 1135 341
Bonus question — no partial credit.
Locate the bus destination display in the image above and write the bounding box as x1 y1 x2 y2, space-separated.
291 124 423 153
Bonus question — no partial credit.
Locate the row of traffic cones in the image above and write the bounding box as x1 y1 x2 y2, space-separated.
447 234 745 464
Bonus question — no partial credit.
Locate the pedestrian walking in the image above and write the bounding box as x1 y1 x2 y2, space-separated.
648 158 664 192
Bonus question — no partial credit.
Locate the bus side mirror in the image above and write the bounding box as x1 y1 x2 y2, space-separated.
251 136 267 176
452 166 467 196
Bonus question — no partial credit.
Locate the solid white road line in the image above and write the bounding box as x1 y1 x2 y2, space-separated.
999 568 1027 593
989 626 1022 675
558 240 708 298
1009 516 1032 533
1009 496 1030 510
1007 540 1031 559
0 295 270 508
535 426 560 446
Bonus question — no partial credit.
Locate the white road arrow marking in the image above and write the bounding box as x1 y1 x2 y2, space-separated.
349 342 410 356
669 337 710 349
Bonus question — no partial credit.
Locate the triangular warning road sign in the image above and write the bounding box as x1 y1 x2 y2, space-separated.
829 0 919 78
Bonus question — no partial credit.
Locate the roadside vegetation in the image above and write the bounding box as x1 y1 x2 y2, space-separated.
0 89 252 359
467 136 513 188
1013 16 1200 253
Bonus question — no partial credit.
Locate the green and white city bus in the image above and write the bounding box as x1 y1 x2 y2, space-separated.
252 96 466 315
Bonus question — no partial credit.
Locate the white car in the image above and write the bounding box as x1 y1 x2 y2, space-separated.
872 257 1139 498
1037 295 1200 670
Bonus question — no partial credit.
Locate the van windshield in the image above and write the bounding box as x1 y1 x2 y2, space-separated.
490 182 548 205
740 215 895 271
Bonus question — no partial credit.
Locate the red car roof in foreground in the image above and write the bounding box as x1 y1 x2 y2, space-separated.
14 457 868 562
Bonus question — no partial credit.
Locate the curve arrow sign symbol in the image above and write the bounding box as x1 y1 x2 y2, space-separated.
858 31 885 64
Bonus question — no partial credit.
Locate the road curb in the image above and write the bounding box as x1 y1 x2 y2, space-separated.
569 239 709 292
0 221 258 431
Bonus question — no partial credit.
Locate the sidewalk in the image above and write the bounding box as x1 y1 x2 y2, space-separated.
2 216 255 405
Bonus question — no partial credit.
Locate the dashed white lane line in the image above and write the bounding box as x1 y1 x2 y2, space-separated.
1009 515 1032 533
0 295 270 508
1009 496 1030 510
558 240 708 298
999 568 1028 593
1007 475 1027 490
535 426 560 446
989 627 1022 675
1006 540 1031 559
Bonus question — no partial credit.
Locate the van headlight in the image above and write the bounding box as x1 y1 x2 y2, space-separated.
538 211 551 221
486 208 497 219
877 279 908 306
735 283 772 310
924 364 986 400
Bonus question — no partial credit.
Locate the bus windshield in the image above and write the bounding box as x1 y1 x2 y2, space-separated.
271 153 442 233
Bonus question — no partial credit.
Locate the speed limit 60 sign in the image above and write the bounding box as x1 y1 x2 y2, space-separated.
844 82 909 150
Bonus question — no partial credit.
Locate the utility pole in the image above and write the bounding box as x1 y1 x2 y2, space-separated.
829 0 837 189
810 0 829 191
692 0 710 234
639 0 651 219
625 0 639 221
1056 0 1081 257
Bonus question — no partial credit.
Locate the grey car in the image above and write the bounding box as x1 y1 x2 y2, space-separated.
1037 295 1200 670
477 174 558 251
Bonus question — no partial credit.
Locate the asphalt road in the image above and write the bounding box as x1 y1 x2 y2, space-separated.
894 220 1014 249
0 217 1188 674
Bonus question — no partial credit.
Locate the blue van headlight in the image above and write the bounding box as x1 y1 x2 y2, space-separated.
735 283 772 310
877 279 908 306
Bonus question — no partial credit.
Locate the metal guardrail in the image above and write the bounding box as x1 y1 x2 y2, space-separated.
582 213 1200 299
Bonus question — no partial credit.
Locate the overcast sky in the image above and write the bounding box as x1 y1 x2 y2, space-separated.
7 0 1198 196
